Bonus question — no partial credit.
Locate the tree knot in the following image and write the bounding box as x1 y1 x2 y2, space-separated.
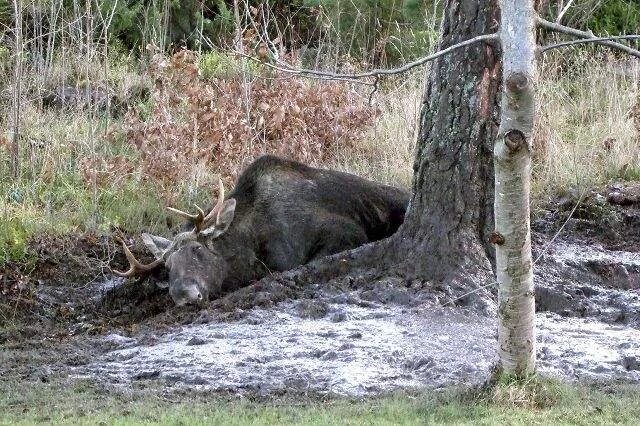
489 232 505 245
505 72 529 93
504 129 526 152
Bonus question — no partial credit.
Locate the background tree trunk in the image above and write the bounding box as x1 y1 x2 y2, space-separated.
495 0 537 376
10 0 23 179
384 0 502 303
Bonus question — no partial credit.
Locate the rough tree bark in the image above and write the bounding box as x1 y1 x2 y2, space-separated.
495 0 537 376
387 0 501 295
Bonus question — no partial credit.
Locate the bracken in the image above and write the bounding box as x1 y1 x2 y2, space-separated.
88 48 377 199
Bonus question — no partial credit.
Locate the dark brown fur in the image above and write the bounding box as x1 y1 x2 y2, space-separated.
145 155 409 305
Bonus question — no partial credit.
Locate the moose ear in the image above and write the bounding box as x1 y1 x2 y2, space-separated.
202 198 236 238
155 280 170 289
141 233 172 260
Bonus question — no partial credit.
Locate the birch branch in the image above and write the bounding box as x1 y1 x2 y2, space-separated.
537 17 640 58
555 0 574 24
232 51 372 86
233 33 499 82
541 35 640 53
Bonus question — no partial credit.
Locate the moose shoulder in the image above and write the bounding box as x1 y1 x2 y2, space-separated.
114 155 410 306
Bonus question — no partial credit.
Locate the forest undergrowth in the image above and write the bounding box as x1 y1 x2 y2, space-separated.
1 47 639 268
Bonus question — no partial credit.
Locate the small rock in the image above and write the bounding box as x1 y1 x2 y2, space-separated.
133 370 160 380
348 331 363 339
330 311 348 322
244 317 264 325
622 356 639 371
103 333 137 349
186 336 207 346
321 351 339 361
295 299 328 319
115 350 139 361
610 183 624 191
608 191 637 206
403 356 435 371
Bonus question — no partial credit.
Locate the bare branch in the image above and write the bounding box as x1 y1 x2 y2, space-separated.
233 33 499 82
555 0 574 24
537 17 640 58
231 51 374 86
541 35 640 53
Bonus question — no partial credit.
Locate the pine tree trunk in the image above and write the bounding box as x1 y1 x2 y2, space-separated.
494 0 537 377
386 0 502 301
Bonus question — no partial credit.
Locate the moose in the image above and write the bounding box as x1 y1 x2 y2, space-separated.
114 155 409 306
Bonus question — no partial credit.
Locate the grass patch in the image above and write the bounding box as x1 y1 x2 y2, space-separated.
0 378 639 425
330 72 421 188
533 51 640 196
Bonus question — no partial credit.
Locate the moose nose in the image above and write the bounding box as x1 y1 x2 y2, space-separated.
170 279 206 306
184 288 203 305
176 290 203 306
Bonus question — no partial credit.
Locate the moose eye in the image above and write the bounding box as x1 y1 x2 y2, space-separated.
192 246 205 261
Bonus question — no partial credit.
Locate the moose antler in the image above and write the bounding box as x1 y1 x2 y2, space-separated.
166 205 206 231
203 178 226 227
112 236 164 278
166 178 226 232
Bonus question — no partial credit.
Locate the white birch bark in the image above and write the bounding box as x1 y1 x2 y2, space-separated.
494 0 537 376
11 0 23 178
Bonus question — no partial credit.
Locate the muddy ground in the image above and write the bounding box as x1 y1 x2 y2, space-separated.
1 184 640 397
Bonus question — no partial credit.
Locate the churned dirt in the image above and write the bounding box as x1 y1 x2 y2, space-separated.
1 184 640 397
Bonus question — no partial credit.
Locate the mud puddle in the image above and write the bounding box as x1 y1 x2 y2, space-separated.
78 303 497 396
535 240 640 327
27 237 640 397
79 297 640 397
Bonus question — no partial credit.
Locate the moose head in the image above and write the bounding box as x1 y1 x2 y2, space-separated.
113 179 236 306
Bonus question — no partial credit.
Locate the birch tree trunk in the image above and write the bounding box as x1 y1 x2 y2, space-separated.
494 0 537 376
10 0 23 179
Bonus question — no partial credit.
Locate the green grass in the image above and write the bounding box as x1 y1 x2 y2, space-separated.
1 378 639 425
0 169 172 265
